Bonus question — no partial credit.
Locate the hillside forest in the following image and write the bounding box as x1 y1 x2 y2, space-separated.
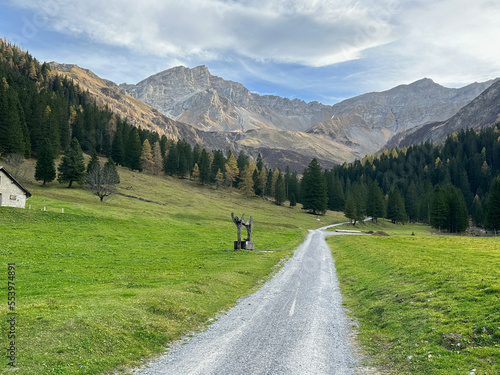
2 38 500 233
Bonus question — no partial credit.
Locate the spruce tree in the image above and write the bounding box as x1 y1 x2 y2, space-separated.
445 184 469 233
289 193 297 207
485 176 500 231
405 181 419 223
344 191 357 224
87 149 100 174
275 172 286 206
328 176 345 211
301 158 328 215
430 185 449 231
258 167 267 196
124 127 142 171
111 126 124 165
198 149 211 185
387 187 407 224
57 138 86 188
366 180 385 223
164 143 179 176
470 194 484 227
34 138 56 186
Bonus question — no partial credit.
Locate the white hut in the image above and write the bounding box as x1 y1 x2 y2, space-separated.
0 166 31 208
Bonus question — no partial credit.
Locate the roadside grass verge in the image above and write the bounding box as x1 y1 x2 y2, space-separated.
0 164 344 375
328 220 500 374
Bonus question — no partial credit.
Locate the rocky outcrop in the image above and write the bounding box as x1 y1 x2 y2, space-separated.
308 78 496 155
121 65 332 132
122 66 495 157
385 79 500 149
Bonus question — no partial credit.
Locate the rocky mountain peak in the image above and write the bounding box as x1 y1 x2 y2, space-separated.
408 77 439 89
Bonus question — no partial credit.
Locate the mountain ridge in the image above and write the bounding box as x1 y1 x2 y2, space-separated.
52 62 499 171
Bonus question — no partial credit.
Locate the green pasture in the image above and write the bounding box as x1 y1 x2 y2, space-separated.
328 221 500 375
0 166 344 375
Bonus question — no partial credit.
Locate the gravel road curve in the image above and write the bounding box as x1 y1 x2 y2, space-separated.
132 223 365 375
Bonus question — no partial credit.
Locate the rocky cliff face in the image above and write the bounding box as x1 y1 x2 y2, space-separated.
385 79 500 149
121 65 332 132
122 66 495 157
308 78 495 155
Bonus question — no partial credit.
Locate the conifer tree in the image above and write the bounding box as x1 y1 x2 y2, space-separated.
34 138 56 186
327 175 345 211
224 153 239 188
405 181 419 223
290 193 297 207
87 149 100 174
344 191 357 224
57 138 86 188
152 141 163 175
470 194 484 227
192 163 200 182
111 126 124 165
215 169 224 190
430 185 449 231
252 169 261 196
140 139 154 173
164 143 179 176
124 127 142 171
103 157 120 185
198 149 211 185
275 171 286 205
301 158 328 215
366 180 385 222
271 168 280 196
239 162 256 198
256 153 264 172
485 176 500 231
387 187 407 224
444 184 469 232
256 167 267 197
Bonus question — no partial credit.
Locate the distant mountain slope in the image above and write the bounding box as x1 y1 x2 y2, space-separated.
384 79 500 149
51 63 354 171
121 66 495 157
308 78 495 155
60 62 500 169
121 65 332 132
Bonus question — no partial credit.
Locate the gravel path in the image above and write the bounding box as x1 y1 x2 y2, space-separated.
132 223 366 375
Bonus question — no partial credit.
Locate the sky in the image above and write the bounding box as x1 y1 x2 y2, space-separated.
1 0 500 105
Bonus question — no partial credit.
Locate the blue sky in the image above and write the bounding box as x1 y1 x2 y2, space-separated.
1 0 500 105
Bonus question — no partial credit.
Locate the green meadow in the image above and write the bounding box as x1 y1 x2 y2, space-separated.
328 221 500 375
0 164 344 375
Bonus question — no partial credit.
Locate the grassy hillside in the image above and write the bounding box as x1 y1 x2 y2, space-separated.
328 221 500 375
0 162 345 374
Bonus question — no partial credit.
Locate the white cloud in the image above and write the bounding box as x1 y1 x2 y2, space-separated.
8 0 396 67
6 0 500 102
368 0 500 88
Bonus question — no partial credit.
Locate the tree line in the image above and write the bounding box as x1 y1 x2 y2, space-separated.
299 123 500 232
